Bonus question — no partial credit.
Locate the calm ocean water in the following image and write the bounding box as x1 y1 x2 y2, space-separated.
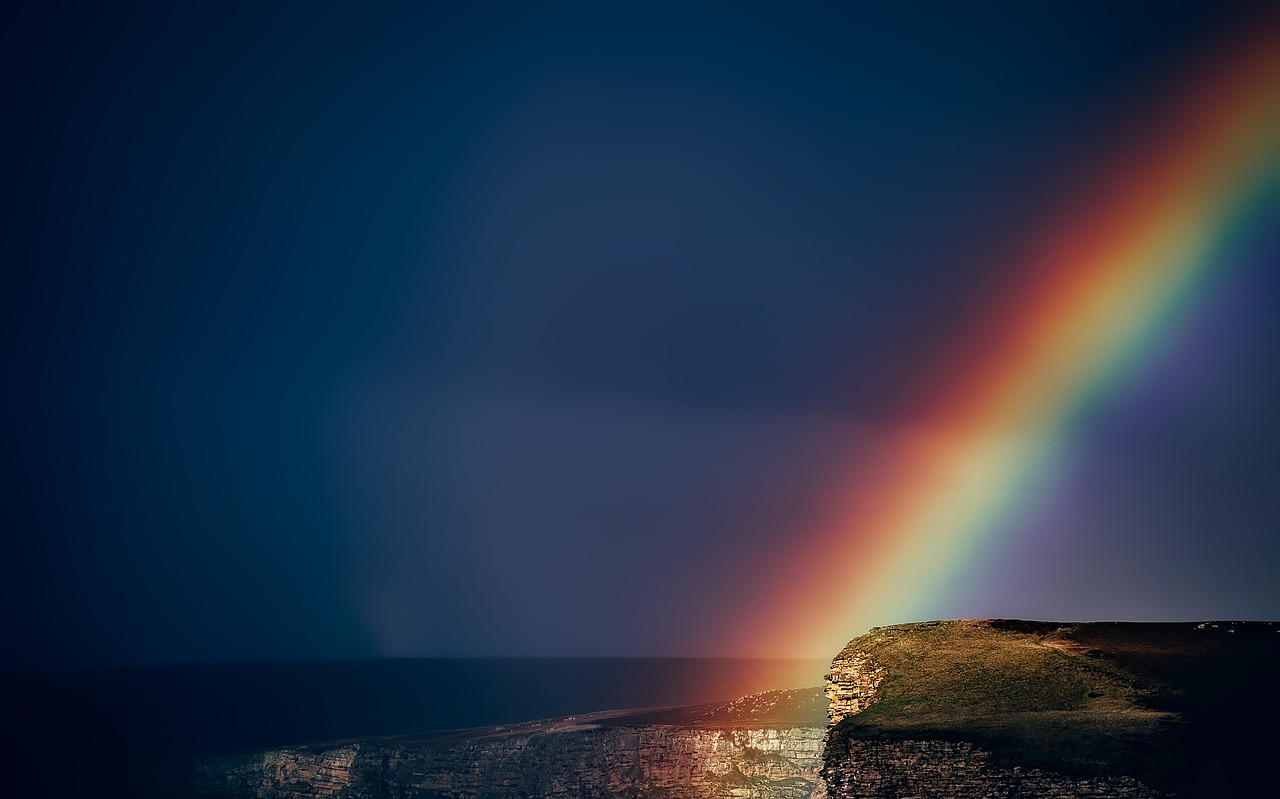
3 658 827 757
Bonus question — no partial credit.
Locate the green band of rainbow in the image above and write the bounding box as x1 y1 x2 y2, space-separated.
720 23 1280 658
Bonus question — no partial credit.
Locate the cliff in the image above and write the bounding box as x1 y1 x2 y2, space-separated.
822 619 1280 798
189 688 830 799
182 619 1280 798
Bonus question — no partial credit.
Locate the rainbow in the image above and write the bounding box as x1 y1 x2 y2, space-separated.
722 21 1280 660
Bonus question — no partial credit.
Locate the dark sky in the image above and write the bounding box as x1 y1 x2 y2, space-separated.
5 1 1279 670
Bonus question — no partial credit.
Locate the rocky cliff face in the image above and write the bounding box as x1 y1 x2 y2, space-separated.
189 690 829 799
822 647 884 725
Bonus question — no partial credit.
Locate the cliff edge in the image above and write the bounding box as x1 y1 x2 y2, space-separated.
822 619 1280 798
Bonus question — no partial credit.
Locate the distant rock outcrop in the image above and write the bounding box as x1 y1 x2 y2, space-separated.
190 689 830 799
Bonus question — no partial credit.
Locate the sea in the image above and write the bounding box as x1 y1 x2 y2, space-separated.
2 658 828 761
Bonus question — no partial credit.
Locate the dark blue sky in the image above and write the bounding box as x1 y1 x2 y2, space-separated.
5 2 1278 670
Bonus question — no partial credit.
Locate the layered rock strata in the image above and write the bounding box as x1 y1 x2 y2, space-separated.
822 739 1160 799
822 647 885 725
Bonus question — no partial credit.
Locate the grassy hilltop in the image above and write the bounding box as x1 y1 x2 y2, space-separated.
826 619 1280 795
